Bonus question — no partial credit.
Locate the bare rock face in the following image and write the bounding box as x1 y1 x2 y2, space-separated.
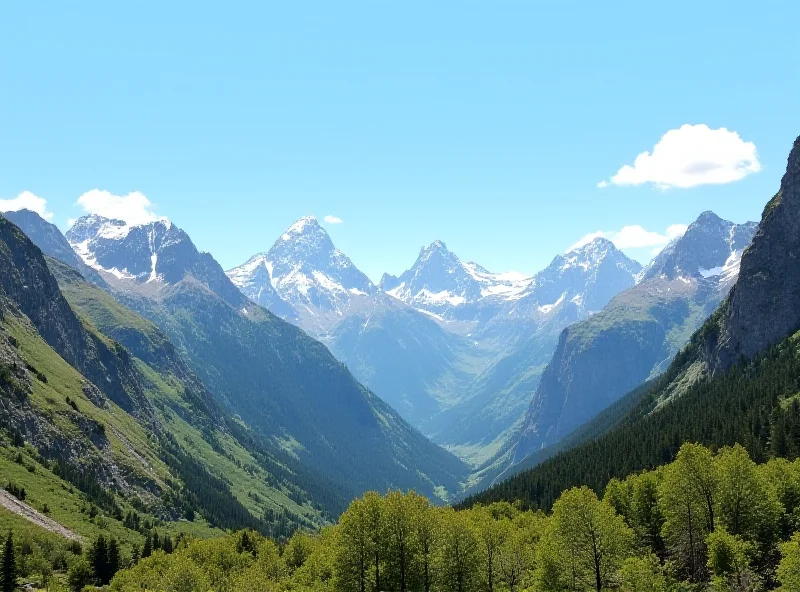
708 136 800 373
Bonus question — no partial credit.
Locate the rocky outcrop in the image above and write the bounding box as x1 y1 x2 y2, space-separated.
707 136 800 372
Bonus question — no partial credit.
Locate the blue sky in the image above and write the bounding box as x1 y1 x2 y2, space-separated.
2 1 799 282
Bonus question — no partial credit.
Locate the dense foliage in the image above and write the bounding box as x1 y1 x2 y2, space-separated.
1 443 775 591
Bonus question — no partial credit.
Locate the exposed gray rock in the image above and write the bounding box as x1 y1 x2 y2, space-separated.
708 136 800 372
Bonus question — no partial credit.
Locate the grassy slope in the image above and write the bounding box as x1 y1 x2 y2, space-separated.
48 263 329 526
1 312 221 547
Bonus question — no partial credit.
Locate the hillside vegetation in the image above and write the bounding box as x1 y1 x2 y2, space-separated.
4 442 797 590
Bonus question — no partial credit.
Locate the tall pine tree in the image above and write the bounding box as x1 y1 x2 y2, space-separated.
1 531 17 592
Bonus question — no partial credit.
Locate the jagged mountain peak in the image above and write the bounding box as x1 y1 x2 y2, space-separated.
565 235 615 254
64 213 252 310
227 217 377 332
413 240 462 269
383 243 486 314
499 238 640 325
639 210 756 283
695 209 722 223
540 237 641 280
269 216 342 268
67 214 173 242
66 214 192 285
420 239 450 254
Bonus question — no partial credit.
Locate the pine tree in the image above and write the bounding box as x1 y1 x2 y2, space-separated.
107 538 121 583
1 531 17 592
142 532 152 558
131 544 141 565
90 534 109 585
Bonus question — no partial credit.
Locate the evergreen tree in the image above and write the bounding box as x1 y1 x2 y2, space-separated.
130 544 141 565
162 533 174 554
90 534 109 585
1 531 17 592
142 532 152 559
107 538 121 583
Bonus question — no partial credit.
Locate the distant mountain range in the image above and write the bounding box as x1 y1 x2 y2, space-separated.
7 210 468 506
224 219 654 477
3 191 760 495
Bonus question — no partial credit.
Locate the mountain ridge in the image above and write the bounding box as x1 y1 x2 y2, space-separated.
510 211 757 464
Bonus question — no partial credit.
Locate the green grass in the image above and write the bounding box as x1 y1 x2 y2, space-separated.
142 359 324 525
6 313 173 492
48 261 330 528
1 313 225 549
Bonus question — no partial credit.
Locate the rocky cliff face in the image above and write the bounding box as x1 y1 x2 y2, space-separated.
708 136 800 372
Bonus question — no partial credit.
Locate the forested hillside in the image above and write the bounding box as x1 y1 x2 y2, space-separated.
6 442 795 591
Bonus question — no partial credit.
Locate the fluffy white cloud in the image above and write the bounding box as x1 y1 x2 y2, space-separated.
599 124 761 189
323 215 343 224
568 223 688 253
0 191 54 220
76 189 161 225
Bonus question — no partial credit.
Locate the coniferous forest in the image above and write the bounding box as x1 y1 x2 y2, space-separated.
461 328 800 513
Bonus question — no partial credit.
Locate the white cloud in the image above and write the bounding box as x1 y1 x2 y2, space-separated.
66 218 77 227
75 189 161 225
599 124 761 189
323 215 343 224
0 191 54 220
568 223 688 253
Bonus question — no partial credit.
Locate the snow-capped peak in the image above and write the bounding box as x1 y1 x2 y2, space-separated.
226 216 376 333
65 214 187 286
638 211 757 283
379 242 533 321
509 238 642 317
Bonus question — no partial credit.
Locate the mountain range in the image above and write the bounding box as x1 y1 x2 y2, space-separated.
3 133 800 592
6 210 468 508
0 154 769 516
4 189 760 501
225 219 653 474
